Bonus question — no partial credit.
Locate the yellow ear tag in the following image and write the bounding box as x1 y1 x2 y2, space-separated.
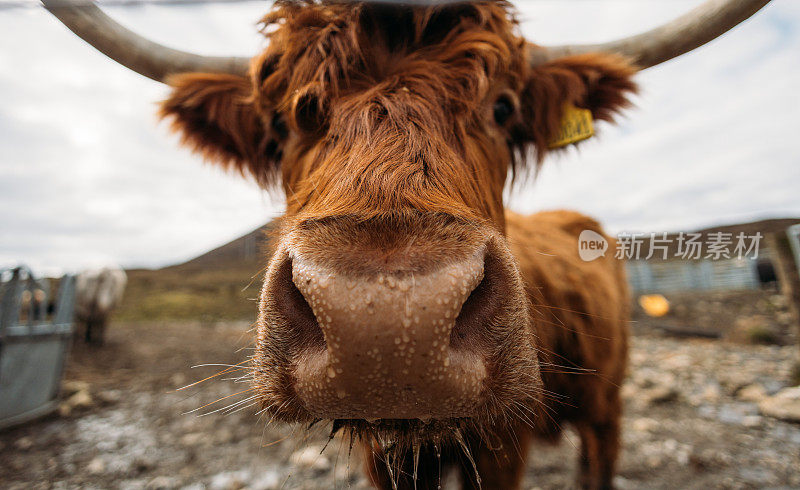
548 104 595 149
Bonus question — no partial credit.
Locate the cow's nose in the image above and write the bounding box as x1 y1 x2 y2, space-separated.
278 247 490 419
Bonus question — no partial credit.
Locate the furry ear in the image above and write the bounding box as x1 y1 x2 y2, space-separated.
159 73 282 187
520 52 638 158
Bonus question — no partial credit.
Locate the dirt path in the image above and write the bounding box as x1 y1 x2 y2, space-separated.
1 321 799 489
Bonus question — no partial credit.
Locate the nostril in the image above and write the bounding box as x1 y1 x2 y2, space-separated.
273 259 325 351
451 252 501 351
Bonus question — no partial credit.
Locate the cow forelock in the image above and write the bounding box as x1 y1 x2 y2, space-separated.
253 1 527 226
282 95 512 226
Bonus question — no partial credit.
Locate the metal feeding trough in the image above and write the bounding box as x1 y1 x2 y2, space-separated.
0 266 76 429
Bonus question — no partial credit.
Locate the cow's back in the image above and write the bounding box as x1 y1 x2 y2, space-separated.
506 209 629 432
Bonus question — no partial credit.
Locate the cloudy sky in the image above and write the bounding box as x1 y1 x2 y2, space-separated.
1 0 798 274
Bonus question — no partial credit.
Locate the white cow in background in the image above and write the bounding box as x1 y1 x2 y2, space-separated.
74 266 127 344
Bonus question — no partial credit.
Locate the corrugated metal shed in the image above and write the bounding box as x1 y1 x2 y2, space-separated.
623 218 800 294
627 258 761 294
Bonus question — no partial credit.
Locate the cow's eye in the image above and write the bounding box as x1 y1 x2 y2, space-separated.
294 93 328 134
271 113 288 140
493 96 515 126
258 55 278 83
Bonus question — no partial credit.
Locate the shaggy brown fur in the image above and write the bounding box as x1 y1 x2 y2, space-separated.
159 2 635 489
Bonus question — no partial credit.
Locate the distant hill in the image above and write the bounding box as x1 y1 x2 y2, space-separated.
168 222 276 272
631 217 800 261
117 223 276 323
695 218 800 237
116 216 799 322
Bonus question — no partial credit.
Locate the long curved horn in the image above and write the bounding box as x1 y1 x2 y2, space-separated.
529 0 773 69
41 0 249 83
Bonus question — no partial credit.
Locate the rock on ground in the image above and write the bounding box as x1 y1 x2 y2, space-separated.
759 386 800 423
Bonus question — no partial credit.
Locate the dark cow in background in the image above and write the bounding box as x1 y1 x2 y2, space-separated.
74 266 127 344
45 0 772 488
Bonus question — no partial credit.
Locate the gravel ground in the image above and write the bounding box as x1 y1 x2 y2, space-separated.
1 320 799 490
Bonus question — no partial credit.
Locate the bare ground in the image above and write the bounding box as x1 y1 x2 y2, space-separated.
1 320 799 490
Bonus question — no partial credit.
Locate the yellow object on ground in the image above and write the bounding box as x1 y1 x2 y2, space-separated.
638 294 670 317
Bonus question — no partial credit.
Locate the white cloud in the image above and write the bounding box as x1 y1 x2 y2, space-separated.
0 0 797 274
0 1 280 274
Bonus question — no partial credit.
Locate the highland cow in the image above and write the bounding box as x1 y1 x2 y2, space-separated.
74 266 127 344
44 0 772 488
